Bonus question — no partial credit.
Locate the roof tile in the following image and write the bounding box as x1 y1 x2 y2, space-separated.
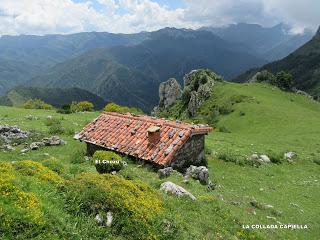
78 112 212 166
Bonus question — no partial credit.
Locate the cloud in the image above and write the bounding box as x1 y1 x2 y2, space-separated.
0 0 319 35
182 0 320 33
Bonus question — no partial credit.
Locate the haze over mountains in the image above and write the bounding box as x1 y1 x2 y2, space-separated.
0 23 315 111
235 26 320 99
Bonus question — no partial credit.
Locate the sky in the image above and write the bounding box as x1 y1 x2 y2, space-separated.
0 0 319 36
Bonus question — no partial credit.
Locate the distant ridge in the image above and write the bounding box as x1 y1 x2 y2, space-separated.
0 86 106 109
234 27 320 99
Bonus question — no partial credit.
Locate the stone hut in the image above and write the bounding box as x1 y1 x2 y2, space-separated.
76 112 212 170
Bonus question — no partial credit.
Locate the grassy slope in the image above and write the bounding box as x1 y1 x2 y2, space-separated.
0 82 319 239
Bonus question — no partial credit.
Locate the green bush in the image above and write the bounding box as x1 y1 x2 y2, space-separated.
275 71 293 91
22 99 53 110
93 151 125 173
56 104 72 114
41 158 65 174
70 101 94 112
104 102 143 115
64 173 164 239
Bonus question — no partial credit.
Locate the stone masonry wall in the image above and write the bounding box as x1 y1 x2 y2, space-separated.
169 134 207 171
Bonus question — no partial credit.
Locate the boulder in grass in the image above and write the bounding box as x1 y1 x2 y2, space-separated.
160 181 196 200
158 167 174 178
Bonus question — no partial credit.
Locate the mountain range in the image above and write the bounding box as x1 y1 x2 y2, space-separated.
202 23 313 61
0 23 315 111
235 26 320 99
0 86 106 109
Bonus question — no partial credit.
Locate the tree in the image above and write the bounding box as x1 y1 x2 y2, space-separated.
104 102 143 114
275 71 293 91
70 101 94 112
22 99 53 110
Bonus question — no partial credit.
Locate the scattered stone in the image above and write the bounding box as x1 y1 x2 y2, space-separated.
185 165 211 185
2 144 15 151
0 125 29 142
94 211 113 227
42 136 66 146
30 142 45 150
260 155 271 163
160 181 196 200
230 201 241 206
25 115 38 120
158 167 174 178
43 153 50 157
207 180 215 190
248 154 271 165
94 214 104 225
250 198 274 210
20 148 29 154
106 211 113 227
284 152 297 160
266 216 277 221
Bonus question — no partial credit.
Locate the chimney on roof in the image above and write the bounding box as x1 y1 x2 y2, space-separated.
147 126 161 145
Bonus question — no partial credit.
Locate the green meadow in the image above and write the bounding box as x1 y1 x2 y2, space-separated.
0 82 319 240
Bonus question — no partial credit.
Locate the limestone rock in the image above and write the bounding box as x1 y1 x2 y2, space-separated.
94 211 113 227
158 78 182 109
30 142 45 150
188 91 202 117
0 125 29 142
42 136 66 146
248 154 271 164
183 69 199 86
158 167 174 178
284 152 297 160
185 165 210 185
160 181 196 200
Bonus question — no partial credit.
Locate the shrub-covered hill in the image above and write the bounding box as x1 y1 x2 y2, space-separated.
234 27 320 100
0 86 106 110
0 81 319 239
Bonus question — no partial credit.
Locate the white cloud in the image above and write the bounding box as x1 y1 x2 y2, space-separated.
182 0 320 33
0 0 319 35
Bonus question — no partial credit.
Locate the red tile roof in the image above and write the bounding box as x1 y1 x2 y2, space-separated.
77 112 212 166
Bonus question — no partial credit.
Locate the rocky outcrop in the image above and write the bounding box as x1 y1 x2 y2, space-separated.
154 69 222 117
160 181 196 200
0 126 29 143
183 69 221 117
25 136 66 153
187 91 202 117
158 78 182 110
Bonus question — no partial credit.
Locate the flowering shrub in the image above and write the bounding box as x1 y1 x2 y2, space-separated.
93 150 125 173
70 101 94 112
0 163 44 236
22 99 53 110
64 173 163 239
104 102 143 114
13 160 64 185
